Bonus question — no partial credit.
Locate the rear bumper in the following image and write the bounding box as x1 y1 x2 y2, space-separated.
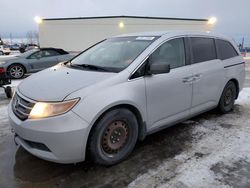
8 103 91 164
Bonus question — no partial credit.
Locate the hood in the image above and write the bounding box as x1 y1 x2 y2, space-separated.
18 65 116 101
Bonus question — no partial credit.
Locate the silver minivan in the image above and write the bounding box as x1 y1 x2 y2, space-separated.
8 31 245 165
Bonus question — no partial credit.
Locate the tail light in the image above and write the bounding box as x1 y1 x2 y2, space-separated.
0 67 5 73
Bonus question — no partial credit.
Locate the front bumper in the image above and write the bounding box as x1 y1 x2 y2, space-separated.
8 103 90 164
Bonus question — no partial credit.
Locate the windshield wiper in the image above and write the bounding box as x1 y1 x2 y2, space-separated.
70 63 110 72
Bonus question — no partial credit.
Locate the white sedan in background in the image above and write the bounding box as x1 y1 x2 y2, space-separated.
0 45 11 55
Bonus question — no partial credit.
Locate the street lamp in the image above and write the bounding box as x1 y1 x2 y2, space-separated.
34 16 43 24
119 21 125 29
34 16 42 47
207 17 217 25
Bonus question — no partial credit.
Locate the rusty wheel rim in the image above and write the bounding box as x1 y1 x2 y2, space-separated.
224 88 233 106
101 120 128 154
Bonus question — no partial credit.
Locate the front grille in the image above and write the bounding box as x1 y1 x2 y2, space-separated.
12 94 35 120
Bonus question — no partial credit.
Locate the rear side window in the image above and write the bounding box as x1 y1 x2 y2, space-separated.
190 37 217 63
42 50 60 57
216 39 238 60
56 49 69 55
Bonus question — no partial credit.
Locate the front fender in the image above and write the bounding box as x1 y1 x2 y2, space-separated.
71 78 147 129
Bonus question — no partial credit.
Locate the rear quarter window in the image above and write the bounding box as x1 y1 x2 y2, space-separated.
56 49 69 55
42 50 60 57
216 39 239 60
190 37 217 64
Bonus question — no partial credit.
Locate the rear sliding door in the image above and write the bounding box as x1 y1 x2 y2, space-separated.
189 37 224 115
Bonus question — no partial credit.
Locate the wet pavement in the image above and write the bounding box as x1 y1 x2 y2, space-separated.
0 89 195 188
0 62 249 188
0 121 194 188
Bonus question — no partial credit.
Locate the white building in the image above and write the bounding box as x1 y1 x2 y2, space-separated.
39 16 215 52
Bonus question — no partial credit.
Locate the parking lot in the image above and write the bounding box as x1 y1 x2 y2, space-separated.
0 61 249 188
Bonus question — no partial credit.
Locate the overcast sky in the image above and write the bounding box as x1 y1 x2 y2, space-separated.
1 0 250 45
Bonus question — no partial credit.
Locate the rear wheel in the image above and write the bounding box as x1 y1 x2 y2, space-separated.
89 108 138 165
217 81 237 113
8 64 25 79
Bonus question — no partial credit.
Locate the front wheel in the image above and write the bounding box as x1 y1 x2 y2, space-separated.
8 64 25 79
217 81 237 113
89 108 138 165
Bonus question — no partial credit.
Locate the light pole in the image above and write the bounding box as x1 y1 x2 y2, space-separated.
34 16 43 47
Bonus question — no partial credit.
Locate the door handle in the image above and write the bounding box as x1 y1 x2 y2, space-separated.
182 76 194 83
193 74 202 81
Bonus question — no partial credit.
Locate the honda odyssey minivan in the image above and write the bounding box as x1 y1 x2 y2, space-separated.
8 31 245 165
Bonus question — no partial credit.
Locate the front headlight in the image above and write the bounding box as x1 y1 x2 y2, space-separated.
29 98 80 119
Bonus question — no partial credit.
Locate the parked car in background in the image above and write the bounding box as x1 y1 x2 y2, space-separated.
0 48 74 79
8 31 245 165
9 44 21 51
19 44 39 53
25 45 39 52
0 45 11 55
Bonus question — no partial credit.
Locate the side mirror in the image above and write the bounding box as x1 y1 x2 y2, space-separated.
148 63 170 75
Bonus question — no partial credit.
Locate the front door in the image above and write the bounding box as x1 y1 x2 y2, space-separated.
145 38 193 131
27 50 59 71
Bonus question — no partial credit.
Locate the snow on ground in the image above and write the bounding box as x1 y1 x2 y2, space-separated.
0 78 23 98
0 79 23 138
129 88 250 188
7 79 23 88
237 87 250 103
0 108 10 138
0 78 23 93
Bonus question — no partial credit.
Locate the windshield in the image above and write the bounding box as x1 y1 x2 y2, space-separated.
16 49 39 58
70 36 157 72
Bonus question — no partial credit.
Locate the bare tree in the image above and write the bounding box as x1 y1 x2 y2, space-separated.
26 31 39 45
26 31 34 44
9 33 13 45
0 34 3 45
33 31 39 46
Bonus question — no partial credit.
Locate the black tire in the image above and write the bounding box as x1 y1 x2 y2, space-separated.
5 86 12 98
0 51 3 55
217 81 237 113
89 108 138 166
8 64 25 79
